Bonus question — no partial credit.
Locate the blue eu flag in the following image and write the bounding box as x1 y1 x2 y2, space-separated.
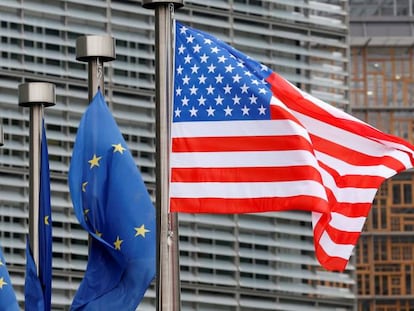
69 91 156 310
25 119 53 311
0 246 19 310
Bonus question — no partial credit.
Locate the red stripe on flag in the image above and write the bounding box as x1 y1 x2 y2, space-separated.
324 185 373 217
314 244 349 272
312 213 330 244
171 166 322 182
330 202 372 217
170 196 328 214
318 160 386 189
311 134 407 172
172 135 313 152
269 99 304 125
323 224 362 245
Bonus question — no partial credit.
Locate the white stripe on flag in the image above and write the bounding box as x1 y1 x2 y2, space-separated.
170 150 320 168
172 119 311 141
318 231 354 260
316 151 398 178
330 212 366 232
170 180 328 199
318 167 380 203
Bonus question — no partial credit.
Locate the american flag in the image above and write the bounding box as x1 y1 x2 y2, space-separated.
171 22 414 271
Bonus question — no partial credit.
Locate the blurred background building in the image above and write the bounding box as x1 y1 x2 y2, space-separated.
350 0 414 310
0 1 353 310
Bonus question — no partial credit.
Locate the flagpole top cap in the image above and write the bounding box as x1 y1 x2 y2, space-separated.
142 0 183 9
18 82 56 108
76 35 115 62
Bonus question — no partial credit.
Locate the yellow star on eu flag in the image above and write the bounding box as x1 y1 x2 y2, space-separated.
84 209 89 220
112 143 126 154
114 236 123 250
44 215 50 225
0 277 7 289
88 154 101 168
82 181 88 192
135 224 150 237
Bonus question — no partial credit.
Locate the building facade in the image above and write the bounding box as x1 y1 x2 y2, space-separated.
350 0 414 310
0 1 354 310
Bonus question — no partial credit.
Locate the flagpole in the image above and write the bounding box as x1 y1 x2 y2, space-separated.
0 123 3 146
75 35 115 102
75 35 115 264
143 1 183 310
18 82 56 273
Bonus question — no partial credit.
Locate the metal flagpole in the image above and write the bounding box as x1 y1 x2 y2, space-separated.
75 35 115 254
75 35 115 102
18 82 56 273
143 1 183 310
0 122 3 147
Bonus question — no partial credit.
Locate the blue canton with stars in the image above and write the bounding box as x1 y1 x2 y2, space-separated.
174 22 274 122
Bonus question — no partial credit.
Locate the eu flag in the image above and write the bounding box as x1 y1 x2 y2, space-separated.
69 91 156 310
25 119 53 311
0 246 19 310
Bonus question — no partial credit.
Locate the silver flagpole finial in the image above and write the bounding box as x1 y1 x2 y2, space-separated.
142 0 183 9
76 35 115 102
